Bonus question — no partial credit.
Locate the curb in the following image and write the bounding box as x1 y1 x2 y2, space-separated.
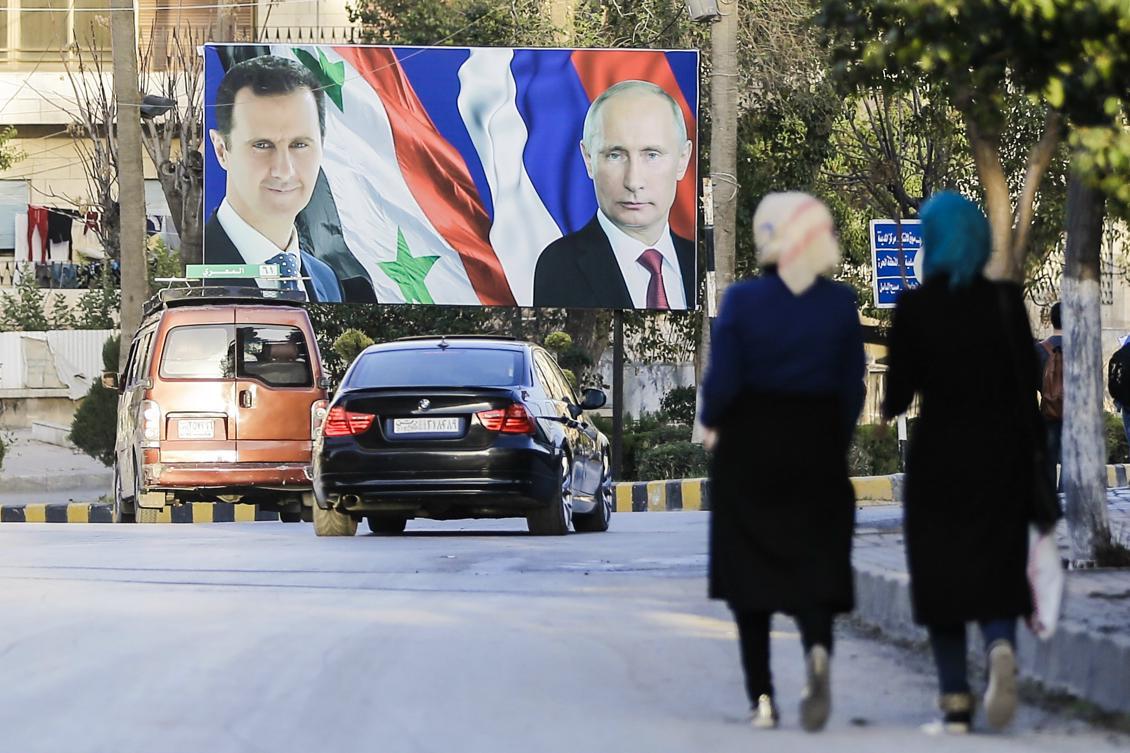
852 559 1130 716
612 475 906 513
0 502 279 523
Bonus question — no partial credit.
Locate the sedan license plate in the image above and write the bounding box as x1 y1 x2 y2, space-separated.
178 419 214 439
393 417 461 435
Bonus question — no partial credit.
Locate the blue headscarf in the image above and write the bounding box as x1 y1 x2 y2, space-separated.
920 191 990 289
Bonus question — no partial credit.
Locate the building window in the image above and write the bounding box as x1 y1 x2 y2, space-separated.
4 0 111 59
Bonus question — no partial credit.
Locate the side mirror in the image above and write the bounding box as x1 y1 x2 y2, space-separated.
100 370 120 392
579 388 607 411
317 376 333 391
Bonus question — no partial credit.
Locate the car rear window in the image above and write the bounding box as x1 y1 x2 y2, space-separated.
239 326 312 387
346 348 526 388
159 325 234 379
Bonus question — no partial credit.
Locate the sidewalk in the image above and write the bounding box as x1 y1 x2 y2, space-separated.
852 496 1130 716
0 428 112 500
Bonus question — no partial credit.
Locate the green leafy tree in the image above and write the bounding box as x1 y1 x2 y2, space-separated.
0 126 23 171
0 275 49 331
817 0 1130 563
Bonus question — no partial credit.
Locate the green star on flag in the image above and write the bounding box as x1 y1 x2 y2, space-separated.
379 229 440 304
292 47 345 112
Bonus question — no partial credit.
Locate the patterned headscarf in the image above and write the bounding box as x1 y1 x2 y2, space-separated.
920 191 990 289
753 192 840 295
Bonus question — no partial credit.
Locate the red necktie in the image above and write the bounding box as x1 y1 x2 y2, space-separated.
637 248 669 310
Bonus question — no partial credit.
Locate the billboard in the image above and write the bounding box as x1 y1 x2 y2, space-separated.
870 219 922 309
203 44 700 310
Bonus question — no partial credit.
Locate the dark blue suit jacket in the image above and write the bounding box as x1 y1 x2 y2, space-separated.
204 214 343 302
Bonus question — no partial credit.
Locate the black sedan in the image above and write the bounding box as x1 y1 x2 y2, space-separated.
311 336 613 536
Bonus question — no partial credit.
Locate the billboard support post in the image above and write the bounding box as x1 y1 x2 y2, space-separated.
612 310 625 481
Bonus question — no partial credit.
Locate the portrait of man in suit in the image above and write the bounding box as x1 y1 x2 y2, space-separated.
206 55 343 302
533 80 695 310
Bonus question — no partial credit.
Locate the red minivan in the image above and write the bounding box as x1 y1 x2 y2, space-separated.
105 287 329 522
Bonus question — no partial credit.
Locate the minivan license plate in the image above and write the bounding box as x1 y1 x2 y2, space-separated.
179 419 214 439
393 417 460 434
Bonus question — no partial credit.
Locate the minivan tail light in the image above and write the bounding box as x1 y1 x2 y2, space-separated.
141 400 161 447
323 406 375 437
477 404 536 435
311 399 328 438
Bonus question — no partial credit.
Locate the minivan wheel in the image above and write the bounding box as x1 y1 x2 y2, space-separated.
574 454 612 533
313 502 357 537
527 454 574 536
112 470 136 524
367 515 408 535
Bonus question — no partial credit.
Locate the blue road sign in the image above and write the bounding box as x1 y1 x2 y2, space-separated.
870 219 922 309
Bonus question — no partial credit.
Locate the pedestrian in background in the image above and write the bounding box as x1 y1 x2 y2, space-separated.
1036 301 1064 490
700 192 865 732
882 191 1039 734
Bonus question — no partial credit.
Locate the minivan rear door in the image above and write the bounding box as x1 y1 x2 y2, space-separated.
233 319 319 462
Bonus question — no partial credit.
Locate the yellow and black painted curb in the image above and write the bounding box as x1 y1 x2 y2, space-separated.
0 502 277 524
6 464 1130 523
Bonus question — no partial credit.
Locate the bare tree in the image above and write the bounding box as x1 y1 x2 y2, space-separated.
139 24 205 266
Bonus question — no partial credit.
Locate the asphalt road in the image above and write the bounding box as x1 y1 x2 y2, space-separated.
0 513 1125 753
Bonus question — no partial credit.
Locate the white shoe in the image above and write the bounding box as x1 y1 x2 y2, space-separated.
751 694 779 729
799 645 831 732
984 640 1018 730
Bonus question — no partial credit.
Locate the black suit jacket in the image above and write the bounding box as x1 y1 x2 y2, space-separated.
533 215 696 309
204 214 343 303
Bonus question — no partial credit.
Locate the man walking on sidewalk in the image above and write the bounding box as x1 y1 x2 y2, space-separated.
1037 302 1064 490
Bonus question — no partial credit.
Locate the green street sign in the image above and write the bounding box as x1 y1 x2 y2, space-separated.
186 263 280 279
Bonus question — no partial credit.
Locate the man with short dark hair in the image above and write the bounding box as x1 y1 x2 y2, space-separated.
206 55 342 302
1036 301 1063 489
533 80 695 310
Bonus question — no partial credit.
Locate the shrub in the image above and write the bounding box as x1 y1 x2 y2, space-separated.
69 336 120 467
332 328 375 367
1105 410 1129 464
637 440 709 481
592 412 693 481
848 423 900 477
543 331 572 353
659 385 697 425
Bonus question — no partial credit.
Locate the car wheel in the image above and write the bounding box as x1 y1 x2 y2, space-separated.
112 469 136 524
574 453 612 533
279 511 302 523
367 515 408 535
313 501 357 537
136 506 161 524
527 454 574 536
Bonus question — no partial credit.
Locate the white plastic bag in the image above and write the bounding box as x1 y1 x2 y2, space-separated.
1027 524 1065 639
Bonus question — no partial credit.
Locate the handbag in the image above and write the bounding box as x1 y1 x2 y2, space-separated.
1027 523 1065 639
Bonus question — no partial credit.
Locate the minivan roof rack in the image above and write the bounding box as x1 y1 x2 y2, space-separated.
394 334 519 342
143 286 307 318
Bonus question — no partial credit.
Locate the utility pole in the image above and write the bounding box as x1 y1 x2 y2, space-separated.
1062 172 1112 566
111 0 146 370
693 0 737 439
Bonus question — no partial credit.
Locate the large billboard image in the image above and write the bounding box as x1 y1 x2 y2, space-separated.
203 44 699 309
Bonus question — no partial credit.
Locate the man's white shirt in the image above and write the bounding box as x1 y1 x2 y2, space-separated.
216 199 301 293
596 209 687 310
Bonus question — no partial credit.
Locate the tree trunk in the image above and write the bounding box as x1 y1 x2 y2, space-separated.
546 0 575 44
1061 170 1112 565
564 308 612 388
112 0 147 370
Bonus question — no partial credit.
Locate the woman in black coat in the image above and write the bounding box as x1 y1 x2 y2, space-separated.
882 191 1038 734
700 192 865 732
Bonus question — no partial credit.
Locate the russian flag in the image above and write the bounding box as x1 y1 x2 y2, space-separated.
203 45 699 307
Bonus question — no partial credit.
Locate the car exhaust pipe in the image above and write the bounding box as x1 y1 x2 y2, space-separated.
341 494 361 507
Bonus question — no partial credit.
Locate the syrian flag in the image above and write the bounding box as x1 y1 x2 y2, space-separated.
204 44 699 307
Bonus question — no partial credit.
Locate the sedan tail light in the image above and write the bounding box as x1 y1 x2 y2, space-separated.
323 406 375 437
476 404 536 435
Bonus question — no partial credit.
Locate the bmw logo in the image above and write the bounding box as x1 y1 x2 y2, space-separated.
418 399 430 411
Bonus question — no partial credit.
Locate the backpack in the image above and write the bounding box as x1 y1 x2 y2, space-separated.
1039 339 1063 421
1109 342 1130 406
